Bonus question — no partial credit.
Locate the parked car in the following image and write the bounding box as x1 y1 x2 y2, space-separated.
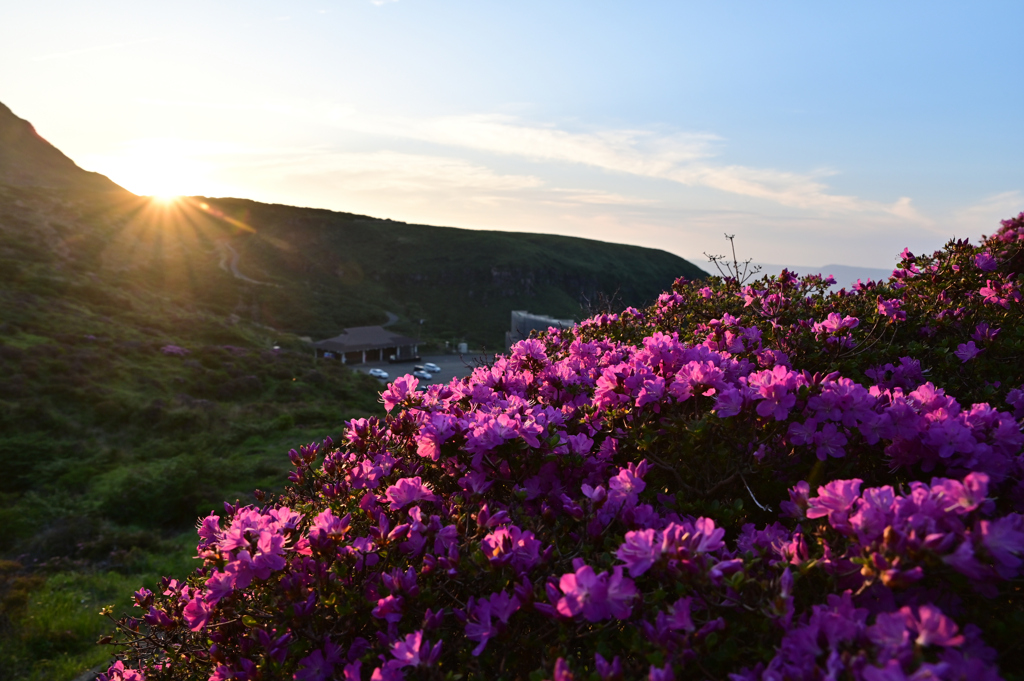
368 368 389 379
412 370 433 380
423 362 441 373
414 365 432 375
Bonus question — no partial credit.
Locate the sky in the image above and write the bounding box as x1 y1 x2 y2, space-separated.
2 1 1022 273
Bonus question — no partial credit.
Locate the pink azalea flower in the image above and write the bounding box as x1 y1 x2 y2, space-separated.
557 563 636 622
386 477 440 511
389 630 441 668
182 596 210 631
372 595 404 623
381 375 420 412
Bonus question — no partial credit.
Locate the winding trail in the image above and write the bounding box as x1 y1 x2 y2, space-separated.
216 241 279 286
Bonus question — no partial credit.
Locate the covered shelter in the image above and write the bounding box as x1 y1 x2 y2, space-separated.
313 326 419 364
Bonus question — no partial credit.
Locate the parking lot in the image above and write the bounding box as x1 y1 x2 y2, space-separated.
349 353 494 386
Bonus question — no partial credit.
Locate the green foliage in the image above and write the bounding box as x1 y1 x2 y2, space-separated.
0 535 198 681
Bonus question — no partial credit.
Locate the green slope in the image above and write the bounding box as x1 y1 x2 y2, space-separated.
198 197 706 346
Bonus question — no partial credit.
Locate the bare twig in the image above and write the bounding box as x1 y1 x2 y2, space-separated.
740 473 772 513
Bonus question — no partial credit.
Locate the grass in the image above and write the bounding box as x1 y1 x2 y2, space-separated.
0 186 390 678
0 534 198 681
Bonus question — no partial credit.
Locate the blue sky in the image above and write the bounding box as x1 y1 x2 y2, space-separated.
2 0 1022 271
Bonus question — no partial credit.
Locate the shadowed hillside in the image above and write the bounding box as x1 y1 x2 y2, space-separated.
192 197 705 345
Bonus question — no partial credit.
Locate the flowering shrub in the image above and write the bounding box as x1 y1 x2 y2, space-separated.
102 215 1024 680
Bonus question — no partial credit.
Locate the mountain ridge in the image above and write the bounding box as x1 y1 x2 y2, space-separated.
0 101 124 192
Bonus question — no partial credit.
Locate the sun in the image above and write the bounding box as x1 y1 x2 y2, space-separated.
84 138 213 201
150 192 182 205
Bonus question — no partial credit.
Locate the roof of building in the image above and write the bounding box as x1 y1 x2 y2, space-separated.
313 326 418 353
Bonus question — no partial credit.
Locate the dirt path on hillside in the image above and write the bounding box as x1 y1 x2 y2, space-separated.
216 241 279 286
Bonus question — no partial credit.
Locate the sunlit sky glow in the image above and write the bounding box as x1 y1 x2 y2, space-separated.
2 1 1022 272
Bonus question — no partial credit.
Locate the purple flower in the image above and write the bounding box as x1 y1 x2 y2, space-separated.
903 604 964 647
557 564 609 622
812 423 848 460
481 525 541 572
464 597 497 656
979 280 1012 308
806 478 862 530
295 639 344 681
370 665 405 681
861 660 909 681
713 387 744 417
813 313 860 336
606 566 638 619
556 563 637 622
616 528 661 577
974 251 998 271
954 341 982 363
972 322 1000 343
979 516 1024 579
594 654 622 681
182 596 210 631
389 630 441 668
665 597 695 632
649 663 675 681
99 661 145 681
552 658 575 681
372 595 404 623
787 418 818 446
877 297 906 321
142 606 174 628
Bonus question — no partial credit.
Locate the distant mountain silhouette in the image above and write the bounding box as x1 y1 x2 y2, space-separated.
749 262 894 289
0 101 123 191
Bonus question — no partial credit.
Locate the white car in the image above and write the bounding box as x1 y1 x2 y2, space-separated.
412 370 433 380
423 362 441 373
368 368 389 379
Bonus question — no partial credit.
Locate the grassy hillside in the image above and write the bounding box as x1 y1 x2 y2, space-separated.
0 100 705 679
198 197 705 346
0 183 391 680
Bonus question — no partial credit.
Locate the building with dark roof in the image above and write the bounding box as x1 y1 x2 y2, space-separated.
313 326 419 364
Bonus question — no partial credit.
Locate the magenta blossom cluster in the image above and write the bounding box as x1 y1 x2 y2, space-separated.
101 215 1024 681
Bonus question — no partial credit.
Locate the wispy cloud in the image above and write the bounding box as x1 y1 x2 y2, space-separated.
407 115 717 174
950 191 1023 235
342 113 931 219
32 37 164 62
276 151 543 193
546 188 656 206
